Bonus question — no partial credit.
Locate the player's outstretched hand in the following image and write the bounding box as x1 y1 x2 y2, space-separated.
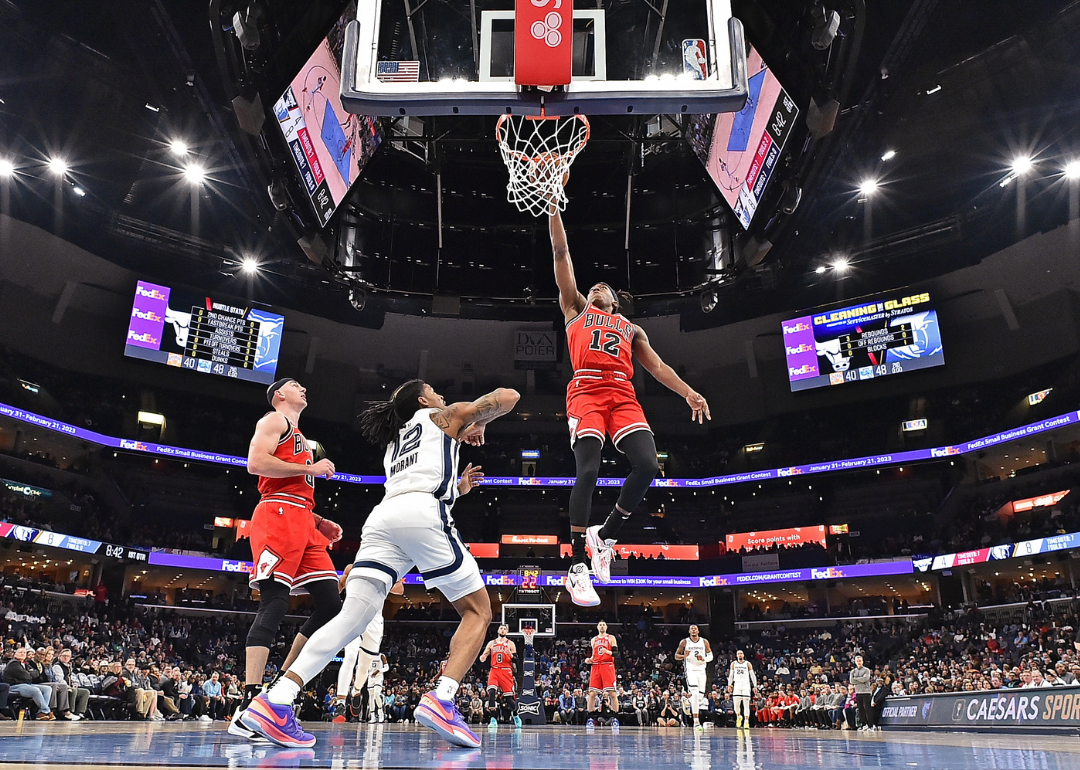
685 390 711 424
460 424 486 446
318 517 343 543
311 458 336 479
457 463 483 496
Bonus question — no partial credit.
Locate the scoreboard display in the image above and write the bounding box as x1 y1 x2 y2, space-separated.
515 565 543 598
783 289 945 392
125 281 283 385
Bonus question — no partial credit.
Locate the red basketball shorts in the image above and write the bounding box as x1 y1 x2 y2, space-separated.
248 500 336 589
566 377 651 449
589 662 616 692
487 668 516 696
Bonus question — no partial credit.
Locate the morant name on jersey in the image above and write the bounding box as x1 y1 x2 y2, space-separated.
389 452 418 477
382 408 461 504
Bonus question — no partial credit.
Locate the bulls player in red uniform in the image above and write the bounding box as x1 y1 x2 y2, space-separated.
479 624 519 724
230 378 343 738
549 208 711 606
585 620 619 720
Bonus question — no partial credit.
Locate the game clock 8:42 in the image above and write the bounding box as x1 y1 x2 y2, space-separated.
517 566 542 596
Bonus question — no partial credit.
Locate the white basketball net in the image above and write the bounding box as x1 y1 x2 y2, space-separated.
496 114 590 217
522 627 536 647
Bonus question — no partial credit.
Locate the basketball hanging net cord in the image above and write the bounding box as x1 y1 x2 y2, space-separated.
522 627 536 649
496 114 590 217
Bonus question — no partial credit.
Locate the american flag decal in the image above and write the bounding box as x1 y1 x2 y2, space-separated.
376 61 420 82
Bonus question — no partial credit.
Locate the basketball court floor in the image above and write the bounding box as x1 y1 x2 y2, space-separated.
0 722 1075 770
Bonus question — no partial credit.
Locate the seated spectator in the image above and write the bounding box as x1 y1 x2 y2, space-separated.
3 647 53 720
656 692 680 726
202 672 226 720
51 649 88 720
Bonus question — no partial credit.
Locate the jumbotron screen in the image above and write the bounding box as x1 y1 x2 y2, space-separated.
782 289 945 392
124 281 284 385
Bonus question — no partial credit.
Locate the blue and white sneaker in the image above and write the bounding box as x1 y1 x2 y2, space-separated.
489 717 498 728
586 718 595 728
415 692 482 749
513 715 522 728
240 694 316 749
610 718 619 728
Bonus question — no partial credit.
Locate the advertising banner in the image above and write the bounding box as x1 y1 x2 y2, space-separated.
742 554 780 572
725 526 826 553
880 687 1080 731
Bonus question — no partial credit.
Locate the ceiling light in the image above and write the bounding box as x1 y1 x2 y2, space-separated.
1064 161 1080 180
880 150 896 161
925 85 942 95
815 265 827 274
858 179 878 196
169 139 189 156
0 159 14 178
832 258 849 272
1011 156 1033 175
184 164 206 184
48 157 69 176
241 257 260 274
71 185 86 197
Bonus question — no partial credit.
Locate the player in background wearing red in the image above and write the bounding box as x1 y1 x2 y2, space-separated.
479 624 521 727
229 378 343 738
584 620 620 726
549 208 711 606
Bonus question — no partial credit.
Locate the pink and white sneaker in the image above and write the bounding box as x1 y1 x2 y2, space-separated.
586 525 616 584
415 692 482 748
240 694 316 749
566 562 600 607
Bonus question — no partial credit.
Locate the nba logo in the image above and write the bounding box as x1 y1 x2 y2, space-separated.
682 39 708 80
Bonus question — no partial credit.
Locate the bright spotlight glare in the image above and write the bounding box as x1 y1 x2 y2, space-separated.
815 265 827 274
71 186 86 197
184 164 206 184
169 139 189 156
1064 161 1080 180
880 150 896 161
48 157 69 176
832 258 849 273
240 257 260 274
0 159 13 177
1011 155 1033 175
858 179 878 196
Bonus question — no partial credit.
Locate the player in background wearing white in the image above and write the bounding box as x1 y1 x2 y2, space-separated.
329 567 404 723
727 650 757 729
479 624 521 727
584 621 619 726
675 624 713 732
365 653 389 722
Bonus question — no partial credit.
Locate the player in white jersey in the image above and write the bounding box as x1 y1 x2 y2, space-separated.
674 624 713 732
727 650 757 729
245 380 519 749
365 653 389 722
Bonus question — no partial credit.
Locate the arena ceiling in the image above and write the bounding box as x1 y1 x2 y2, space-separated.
1 0 1079 328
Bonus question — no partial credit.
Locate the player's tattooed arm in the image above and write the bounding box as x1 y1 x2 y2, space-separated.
675 639 688 661
549 209 587 322
632 325 712 424
433 388 522 442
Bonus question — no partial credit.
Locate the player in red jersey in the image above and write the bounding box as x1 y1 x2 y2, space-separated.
479 624 519 725
548 208 711 606
230 377 343 738
585 620 619 721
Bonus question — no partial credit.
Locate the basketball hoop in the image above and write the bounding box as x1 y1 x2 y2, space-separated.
522 627 536 649
496 114 590 217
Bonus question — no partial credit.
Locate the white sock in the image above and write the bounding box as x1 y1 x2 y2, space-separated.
435 676 459 702
267 677 301 705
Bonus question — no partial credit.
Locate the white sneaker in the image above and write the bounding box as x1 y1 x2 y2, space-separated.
198 714 212 723
64 713 82 721
566 562 600 606
151 713 165 721
586 526 616 584
694 722 704 732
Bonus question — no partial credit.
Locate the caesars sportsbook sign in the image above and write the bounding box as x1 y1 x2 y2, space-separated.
880 687 1080 730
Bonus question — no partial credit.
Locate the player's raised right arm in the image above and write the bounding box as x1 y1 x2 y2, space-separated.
549 209 587 321
432 388 521 443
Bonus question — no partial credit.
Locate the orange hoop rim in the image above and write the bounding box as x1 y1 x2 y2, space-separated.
495 113 591 165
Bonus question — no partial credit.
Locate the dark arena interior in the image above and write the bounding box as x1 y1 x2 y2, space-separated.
3 0 1080 768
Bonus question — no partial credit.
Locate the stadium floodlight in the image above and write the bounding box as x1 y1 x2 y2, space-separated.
0 158 13 178
183 164 206 184
1064 160 1080 180
71 185 86 197
858 178 878 196
48 157 69 176
832 258 849 272
880 150 896 161
1011 155 1033 175
815 265 827 274
169 139 189 156
240 256 260 274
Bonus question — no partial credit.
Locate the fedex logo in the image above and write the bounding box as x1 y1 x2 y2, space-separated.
783 322 810 334
127 331 158 344
119 439 148 451
518 478 541 486
778 467 803 477
131 309 163 322
221 560 253 573
812 567 845 580
136 285 167 300
654 479 678 487
785 343 813 355
930 447 962 458
789 365 816 376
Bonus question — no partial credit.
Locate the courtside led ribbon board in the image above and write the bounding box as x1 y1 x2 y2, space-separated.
515 0 572 87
